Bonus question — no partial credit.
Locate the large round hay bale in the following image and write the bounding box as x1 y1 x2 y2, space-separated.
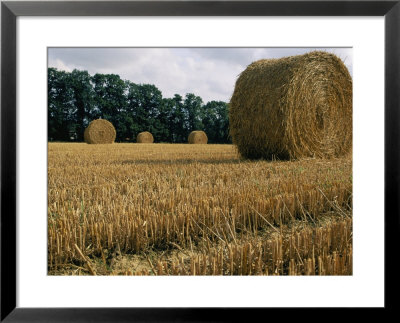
84 119 116 144
188 131 208 144
136 131 154 143
229 51 352 159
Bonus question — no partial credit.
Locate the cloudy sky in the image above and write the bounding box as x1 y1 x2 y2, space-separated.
48 47 352 103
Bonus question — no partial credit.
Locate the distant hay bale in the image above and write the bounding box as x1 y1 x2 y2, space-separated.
84 119 116 144
229 51 353 160
188 131 208 144
136 131 154 143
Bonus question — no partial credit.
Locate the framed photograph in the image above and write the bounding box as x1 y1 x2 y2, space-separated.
1 0 398 321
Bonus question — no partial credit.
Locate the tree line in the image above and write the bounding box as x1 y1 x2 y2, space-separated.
48 68 231 143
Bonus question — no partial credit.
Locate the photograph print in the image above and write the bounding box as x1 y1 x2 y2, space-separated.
48 47 353 276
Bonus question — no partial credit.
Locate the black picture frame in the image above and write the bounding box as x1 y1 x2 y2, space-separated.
1 0 398 321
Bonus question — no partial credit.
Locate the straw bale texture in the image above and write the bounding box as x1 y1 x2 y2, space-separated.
229 51 352 159
188 131 208 144
84 119 116 144
136 131 154 143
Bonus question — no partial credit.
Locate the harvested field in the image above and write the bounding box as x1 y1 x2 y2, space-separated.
48 143 352 275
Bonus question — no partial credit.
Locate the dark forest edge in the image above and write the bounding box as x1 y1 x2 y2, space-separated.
48 68 231 143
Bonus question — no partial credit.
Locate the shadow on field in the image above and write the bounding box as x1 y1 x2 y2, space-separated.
117 158 243 166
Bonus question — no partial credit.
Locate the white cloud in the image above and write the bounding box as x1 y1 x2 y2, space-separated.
50 58 73 73
48 47 353 103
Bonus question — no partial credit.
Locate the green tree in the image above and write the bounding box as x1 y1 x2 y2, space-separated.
155 98 173 142
170 94 186 142
137 84 163 139
70 69 94 141
202 101 230 143
48 68 75 141
92 73 127 140
126 83 164 141
125 81 141 140
183 93 203 134
48 67 231 143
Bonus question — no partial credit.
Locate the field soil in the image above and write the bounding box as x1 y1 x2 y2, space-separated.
48 143 352 275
